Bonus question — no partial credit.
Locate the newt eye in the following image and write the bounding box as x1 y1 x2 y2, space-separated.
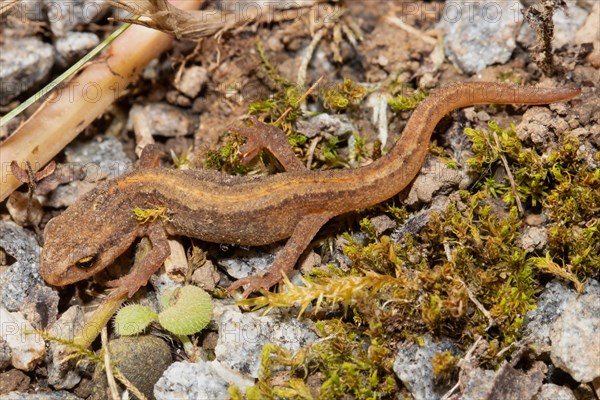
75 255 97 269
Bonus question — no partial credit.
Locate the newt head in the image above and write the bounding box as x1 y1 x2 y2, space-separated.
40 184 140 287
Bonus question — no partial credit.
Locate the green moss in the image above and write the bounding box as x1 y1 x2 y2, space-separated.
350 133 368 162
288 131 308 147
254 40 303 128
204 132 248 174
428 141 460 169
322 79 367 111
431 351 458 382
496 71 524 85
467 123 600 279
388 89 427 112
244 321 396 399
132 206 168 224
316 136 347 167
248 98 276 114
314 320 397 399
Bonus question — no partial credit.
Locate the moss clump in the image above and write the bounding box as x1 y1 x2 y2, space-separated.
250 40 303 130
466 121 550 207
466 123 600 279
245 343 313 400
245 322 397 400
204 131 248 174
132 206 168 224
388 88 427 112
431 351 458 382
322 79 367 111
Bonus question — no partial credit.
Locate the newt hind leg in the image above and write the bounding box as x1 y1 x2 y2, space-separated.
228 213 331 298
229 117 306 172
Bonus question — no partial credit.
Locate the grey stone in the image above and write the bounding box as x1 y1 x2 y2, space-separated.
46 306 85 390
44 0 109 37
369 215 397 236
20 285 60 329
218 246 279 281
533 383 577 400
405 156 465 206
55 32 100 66
64 136 131 180
0 221 45 312
517 226 548 252
460 362 546 400
460 367 496 400
46 137 132 208
0 37 54 105
191 259 221 292
0 338 12 370
154 361 229 400
442 0 523 73
523 280 600 346
129 103 193 138
550 289 600 383
393 334 460 400
2 392 82 399
518 0 589 48
214 308 316 378
0 307 46 371
295 113 356 138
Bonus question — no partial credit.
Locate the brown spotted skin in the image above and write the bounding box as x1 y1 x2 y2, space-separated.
40 83 581 299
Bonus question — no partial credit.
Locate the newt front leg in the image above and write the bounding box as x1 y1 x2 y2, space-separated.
230 117 307 172
105 222 170 300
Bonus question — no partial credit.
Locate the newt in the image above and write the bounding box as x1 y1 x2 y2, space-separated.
40 82 581 299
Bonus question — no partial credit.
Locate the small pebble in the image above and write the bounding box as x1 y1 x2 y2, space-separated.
0 307 45 371
55 32 100 66
175 65 209 98
442 0 521 73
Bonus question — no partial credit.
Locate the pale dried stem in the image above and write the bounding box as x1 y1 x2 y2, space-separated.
492 131 524 216
101 328 120 400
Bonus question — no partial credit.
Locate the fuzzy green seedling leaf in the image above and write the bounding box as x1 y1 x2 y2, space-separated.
114 304 158 336
158 286 213 335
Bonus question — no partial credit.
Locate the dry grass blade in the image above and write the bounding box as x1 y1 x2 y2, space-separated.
0 0 19 17
109 0 320 39
109 0 252 39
